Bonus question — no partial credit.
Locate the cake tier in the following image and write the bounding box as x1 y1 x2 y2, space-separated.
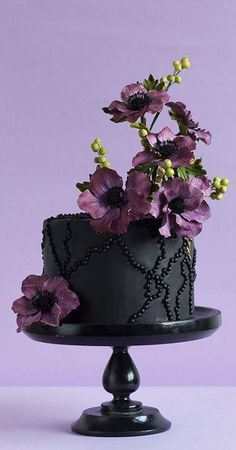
42 214 196 324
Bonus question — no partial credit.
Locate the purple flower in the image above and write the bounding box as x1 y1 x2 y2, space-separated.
188 175 212 196
133 127 196 168
78 168 151 233
166 101 212 145
103 83 170 123
150 178 211 238
12 275 80 332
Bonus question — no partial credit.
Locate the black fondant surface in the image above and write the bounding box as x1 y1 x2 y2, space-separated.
42 214 196 324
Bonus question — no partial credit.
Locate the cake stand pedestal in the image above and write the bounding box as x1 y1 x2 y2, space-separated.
24 306 221 437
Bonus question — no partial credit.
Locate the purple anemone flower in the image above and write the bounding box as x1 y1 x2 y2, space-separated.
12 275 80 332
166 101 212 145
150 178 211 238
188 175 212 196
133 127 196 168
78 168 151 233
103 83 170 123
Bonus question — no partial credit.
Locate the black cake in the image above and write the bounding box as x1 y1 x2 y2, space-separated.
42 214 196 324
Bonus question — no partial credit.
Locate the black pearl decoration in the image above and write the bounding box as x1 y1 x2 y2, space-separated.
42 214 196 324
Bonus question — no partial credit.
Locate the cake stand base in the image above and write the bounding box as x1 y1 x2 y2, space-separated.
24 307 221 438
72 406 171 437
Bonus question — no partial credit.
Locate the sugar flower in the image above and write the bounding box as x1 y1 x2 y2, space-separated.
133 126 196 168
151 178 211 238
166 101 212 145
12 275 80 332
78 168 151 233
103 83 170 123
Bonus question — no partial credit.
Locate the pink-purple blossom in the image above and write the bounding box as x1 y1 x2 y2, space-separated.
12 275 80 332
166 101 212 145
103 83 170 123
150 178 211 238
78 168 151 233
133 126 196 168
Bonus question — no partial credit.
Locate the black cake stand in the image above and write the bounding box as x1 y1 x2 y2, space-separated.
24 306 221 437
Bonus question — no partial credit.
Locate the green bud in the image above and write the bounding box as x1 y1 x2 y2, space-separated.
220 185 227 193
216 192 223 200
139 129 148 138
175 76 182 84
91 142 100 152
173 60 182 71
99 146 106 155
163 159 172 168
213 179 221 189
94 138 101 145
210 192 217 200
166 168 175 178
221 177 229 186
181 57 191 69
213 176 221 183
157 167 166 176
160 76 168 83
156 176 163 183
99 156 106 163
94 157 100 163
103 160 111 168
167 74 175 82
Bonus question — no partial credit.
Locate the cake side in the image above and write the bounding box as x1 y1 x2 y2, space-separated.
42 214 196 324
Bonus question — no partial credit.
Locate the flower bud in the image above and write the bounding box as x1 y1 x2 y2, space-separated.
166 168 175 178
139 129 148 138
91 142 100 152
181 57 191 69
173 60 182 71
175 76 182 84
163 159 172 168
167 74 175 82
99 146 106 155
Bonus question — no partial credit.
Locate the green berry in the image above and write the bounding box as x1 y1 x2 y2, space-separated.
94 138 101 145
166 168 175 178
181 57 191 69
173 60 182 71
103 160 111 168
175 76 182 84
221 177 229 186
156 176 163 183
157 167 166 176
99 156 106 163
216 192 223 200
94 157 100 163
210 192 217 200
160 76 168 83
220 185 227 193
213 179 221 189
141 138 148 147
167 74 175 82
163 159 172 168
99 146 106 155
139 129 148 138
91 142 100 152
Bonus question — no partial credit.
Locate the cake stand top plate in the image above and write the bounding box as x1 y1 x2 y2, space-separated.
23 306 221 347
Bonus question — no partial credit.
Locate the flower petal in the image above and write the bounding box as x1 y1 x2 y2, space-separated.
175 215 202 238
146 133 158 147
171 147 194 168
56 289 80 319
182 200 211 223
132 150 156 167
147 90 170 113
159 215 172 238
121 83 146 102
43 276 69 296
127 171 151 197
109 205 130 233
78 190 108 219
90 168 123 198
41 303 61 327
12 296 38 316
128 190 151 221
175 135 196 151
91 207 121 233
150 189 166 218
21 275 48 300
190 128 212 145
18 311 42 330
158 127 176 143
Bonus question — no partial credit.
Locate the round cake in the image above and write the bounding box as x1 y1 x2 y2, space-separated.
42 214 196 324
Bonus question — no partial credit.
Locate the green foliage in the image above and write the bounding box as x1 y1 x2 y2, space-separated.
143 74 159 91
76 181 90 192
177 159 207 180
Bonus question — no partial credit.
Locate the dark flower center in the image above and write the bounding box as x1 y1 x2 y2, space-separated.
127 92 149 111
169 196 185 214
154 140 178 159
32 292 55 313
103 187 126 207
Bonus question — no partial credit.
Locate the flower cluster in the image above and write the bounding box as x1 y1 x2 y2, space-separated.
77 57 229 238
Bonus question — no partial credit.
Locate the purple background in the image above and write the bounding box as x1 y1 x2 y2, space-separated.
1 0 235 386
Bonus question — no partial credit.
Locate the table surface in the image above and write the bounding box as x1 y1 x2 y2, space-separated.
0 387 235 449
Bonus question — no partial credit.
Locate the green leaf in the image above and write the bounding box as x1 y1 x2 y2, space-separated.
76 181 90 192
177 167 189 180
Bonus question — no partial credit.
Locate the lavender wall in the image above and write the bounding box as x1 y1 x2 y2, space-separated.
1 0 235 386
